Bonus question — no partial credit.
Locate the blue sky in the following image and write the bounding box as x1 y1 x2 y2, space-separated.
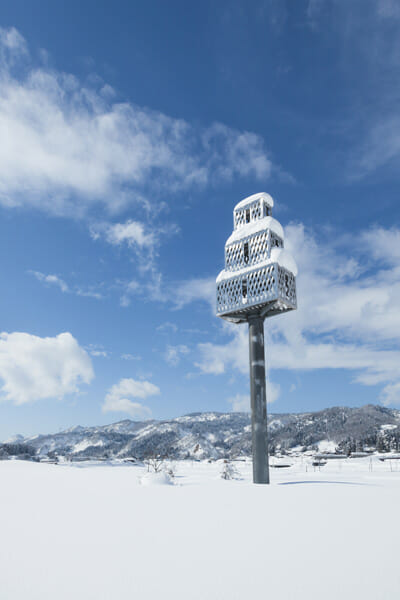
1 0 400 439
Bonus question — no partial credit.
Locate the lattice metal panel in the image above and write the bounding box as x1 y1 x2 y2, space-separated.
216 263 296 319
225 241 244 270
246 265 276 303
234 209 246 229
247 231 268 265
234 199 263 230
216 276 244 313
270 231 283 251
251 201 262 221
217 265 277 314
225 231 283 272
277 267 297 306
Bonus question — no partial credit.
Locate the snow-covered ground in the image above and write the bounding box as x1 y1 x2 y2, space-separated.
1 457 399 599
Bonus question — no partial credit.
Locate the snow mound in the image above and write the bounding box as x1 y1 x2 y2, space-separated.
318 439 338 453
139 471 174 486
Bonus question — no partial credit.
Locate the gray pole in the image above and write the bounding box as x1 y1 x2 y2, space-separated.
248 315 269 484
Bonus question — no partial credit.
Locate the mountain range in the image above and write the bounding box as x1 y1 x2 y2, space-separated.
1 404 400 461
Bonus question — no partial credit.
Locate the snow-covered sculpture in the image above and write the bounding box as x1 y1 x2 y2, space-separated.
215 193 297 485
216 193 297 323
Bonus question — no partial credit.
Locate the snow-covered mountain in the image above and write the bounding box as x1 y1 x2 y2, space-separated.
2 404 400 460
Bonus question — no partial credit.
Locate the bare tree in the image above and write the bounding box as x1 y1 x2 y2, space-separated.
143 451 167 473
221 460 239 480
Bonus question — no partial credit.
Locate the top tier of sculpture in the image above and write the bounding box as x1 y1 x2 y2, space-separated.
216 192 297 323
233 192 274 230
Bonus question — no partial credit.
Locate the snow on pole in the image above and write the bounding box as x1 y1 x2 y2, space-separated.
216 193 297 484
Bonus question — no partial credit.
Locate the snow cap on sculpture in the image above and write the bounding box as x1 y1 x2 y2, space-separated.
216 192 297 323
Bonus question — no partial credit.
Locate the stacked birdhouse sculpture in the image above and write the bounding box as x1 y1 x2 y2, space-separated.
216 193 297 483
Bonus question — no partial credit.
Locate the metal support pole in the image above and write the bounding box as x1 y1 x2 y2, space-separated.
248 315 269 484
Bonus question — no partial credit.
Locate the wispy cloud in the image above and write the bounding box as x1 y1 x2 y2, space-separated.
164 344 190 366
121 353 142 361
29 271 69 293
156 322 178 333
350 116 400 180
117 273 215 311
169 277 216 310
228 382 280 412
306 0 324 28
304 2 400 180
0 26 277 218
90 219 179 280
86 344 109 358
29 270 103 300
76 289 103 300
376 0 400 18
90 350 108 357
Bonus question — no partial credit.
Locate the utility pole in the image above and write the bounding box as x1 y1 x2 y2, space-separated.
248 315 269 484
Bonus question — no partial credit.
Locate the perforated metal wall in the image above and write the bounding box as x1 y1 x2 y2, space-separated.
277 268 297 306
234 199 266 229
217 195 296 321
216 264 296 317
225 231 283 272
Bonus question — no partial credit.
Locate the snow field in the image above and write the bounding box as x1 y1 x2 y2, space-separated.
0 457 399 600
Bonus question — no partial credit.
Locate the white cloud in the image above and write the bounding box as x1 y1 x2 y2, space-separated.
29 270 103 300
306 0 324 26
91 221 177 311
102 377 159 418
302 3 400 181
170 277 216 310
91 220 156 249
164 345 189 366
201 123 272 181
380 382 400 406
76 288 103 300
85 344 109 358
228 394 249 412
30 271 69 293
0 27 27 57
0 27 275 217
228 383 280 412
0 331 93 404
119 280 141 307
103 397 151 418
121 354 142 361
267 381 281 404
351 116 400 180
195 223 400 406
91 220 179 283
117 273 215 311
119 295 131 308
360 227 400 266
156 322 178 333
376 0 400 18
